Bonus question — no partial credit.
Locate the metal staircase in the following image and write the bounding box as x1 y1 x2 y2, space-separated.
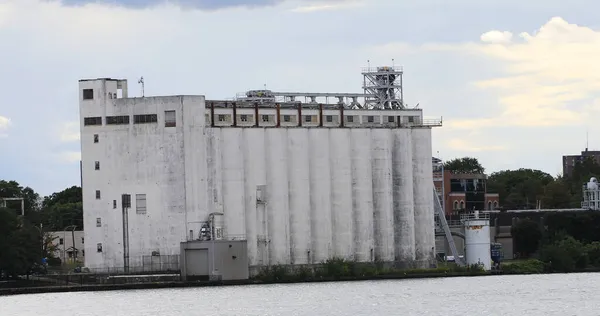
433 188 465 266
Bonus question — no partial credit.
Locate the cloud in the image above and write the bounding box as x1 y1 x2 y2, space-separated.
375 17 600 130
59 121 80 142
446 138 507 153
0 116 11 138
290 0 362 12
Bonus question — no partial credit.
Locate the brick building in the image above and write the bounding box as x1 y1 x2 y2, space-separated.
433 157 500 215
562 149 600 178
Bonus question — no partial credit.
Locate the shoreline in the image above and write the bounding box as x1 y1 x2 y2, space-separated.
0 270 570 297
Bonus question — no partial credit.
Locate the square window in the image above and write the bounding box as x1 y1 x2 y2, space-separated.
96 218 101 227
408 116 414 123
93 134 99 143
326 115 333 123
83 89 94 100
95 190 101 200
97 243 103 253
95 161 100 170
218 114 226 122
304 115 311 122
388 116 395 123
136 194 147 214
347 116 354 123
165 110 176 127
367 116 374 123
240 114 248 122
283 115 290 122
262 115 269 122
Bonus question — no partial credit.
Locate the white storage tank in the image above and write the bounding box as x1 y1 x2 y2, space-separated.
463 211 491 270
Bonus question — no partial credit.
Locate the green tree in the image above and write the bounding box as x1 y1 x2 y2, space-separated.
487 169 554 209
0 208 41 279
42 186 82 209
0 180 41 218
541 177 573 209
39 186 83 231
443 157 485 174
511 218 543 258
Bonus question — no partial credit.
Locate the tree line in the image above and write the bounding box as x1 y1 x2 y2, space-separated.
0 180 82 278
443 156 600 209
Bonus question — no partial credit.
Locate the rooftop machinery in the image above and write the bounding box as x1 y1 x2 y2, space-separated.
236 65 405 110
582 177 600 210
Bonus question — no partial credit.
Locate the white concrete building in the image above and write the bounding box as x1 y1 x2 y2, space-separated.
47 230 85 264
79 67 442 273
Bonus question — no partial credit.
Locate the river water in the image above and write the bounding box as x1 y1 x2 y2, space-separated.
2 273 598 316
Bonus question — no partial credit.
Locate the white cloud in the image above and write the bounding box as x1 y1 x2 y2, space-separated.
59 121 80 142
447 138 507 153
375 17 600 131
0 115 11 138
291 1 363 12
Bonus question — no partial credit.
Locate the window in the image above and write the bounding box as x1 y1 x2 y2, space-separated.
283 115 291 122
106 115 130 125
97 243 103 253
326 115 333 123
453 201 458 210
493 201 498 208
136 194 147 214
460 200 465 209
304 115 311 122
262 115 269 122
240 114 248 122
408 116 415 123
488 201 492 210
133 114 158 124
347 116 354 123
95 161 100 170
82 237 85 244
82 250 85 256
83 89 94 100
388 116 395 123
165 110 176 127
96 218 101 227
59 238 64 245
113 200 117 209
95 190 101 199
367 116 374 123
93 134 99 143
122 194 131 208
218 114 226 122
84 117 102 126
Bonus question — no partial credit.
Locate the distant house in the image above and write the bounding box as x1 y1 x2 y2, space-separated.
47 230 85 264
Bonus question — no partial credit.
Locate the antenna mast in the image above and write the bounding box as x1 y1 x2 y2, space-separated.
138 76 145 97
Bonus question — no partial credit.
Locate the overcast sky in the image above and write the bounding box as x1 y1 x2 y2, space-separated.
1 0 599 196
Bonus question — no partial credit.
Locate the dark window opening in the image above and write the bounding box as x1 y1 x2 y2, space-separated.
93 134 99 143
97 243 103 253
96 218 101 227
240 114 248 122
95 161 100 170
84 117 102 126
133 114 158 124
59 238 64 245
95 190 101 200
305 115 311 122
165 110 176 127
388 116 394 123
106 115 130 125
218 114 226 122
83 89 94 100
408 116 415 123
347 116 354 123
82 237 85 244
283 115 291 122
262 115 269 122
113 200 117 209
367 116 374 123
326 115 333 123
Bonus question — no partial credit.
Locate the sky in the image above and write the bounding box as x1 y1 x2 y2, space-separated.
1 0 599 196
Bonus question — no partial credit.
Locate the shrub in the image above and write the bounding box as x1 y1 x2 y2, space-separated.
502 259 545 274
585 242 600 267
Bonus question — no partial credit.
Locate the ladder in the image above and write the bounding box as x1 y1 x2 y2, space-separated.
433 188 464 266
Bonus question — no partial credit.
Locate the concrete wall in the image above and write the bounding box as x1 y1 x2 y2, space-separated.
80 78 437 272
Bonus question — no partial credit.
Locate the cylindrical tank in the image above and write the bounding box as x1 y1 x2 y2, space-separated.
371 129 395 262
308 129 332 263
287 129 312 264
412 128 435 268
265 129 291 265
221 129 246 239
350 129 374 262
392 128 415 266
210 212 225 240
464 218 492 270
330 129 354 260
